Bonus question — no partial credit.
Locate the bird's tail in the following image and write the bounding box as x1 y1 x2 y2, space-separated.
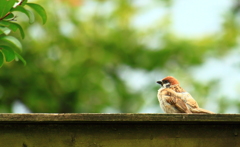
191 108 214 114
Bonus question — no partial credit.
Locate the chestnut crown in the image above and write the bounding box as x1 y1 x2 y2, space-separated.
162 76 179 85
156 76 179 87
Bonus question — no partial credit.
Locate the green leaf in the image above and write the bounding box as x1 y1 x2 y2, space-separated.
8 22 25 39
0 20 10 26
0 0 17 18
0 45 15 62
0 30 4 35
26 3 47 24
9 22 19 31
11 23 25 39
0 26 11 35
0 36 22 52
15 52 26 65
21 0 28 6
3 13 14 20
11 5 35 23
0 51 4 67
0 21 25 38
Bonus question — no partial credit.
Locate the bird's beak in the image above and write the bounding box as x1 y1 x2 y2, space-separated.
156 81 163 86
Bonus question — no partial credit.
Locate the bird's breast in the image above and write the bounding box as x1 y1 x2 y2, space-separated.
157 89 181 113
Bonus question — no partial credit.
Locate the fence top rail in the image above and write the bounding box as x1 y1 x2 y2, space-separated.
0 113 239 123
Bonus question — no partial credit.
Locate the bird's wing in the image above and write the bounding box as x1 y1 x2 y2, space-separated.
191 108 214 114
165 89 199 108
161 89 192 113
164 89 214 114
181 93 199 108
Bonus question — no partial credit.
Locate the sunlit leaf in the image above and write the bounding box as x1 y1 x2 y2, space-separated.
0 0 17 18
0 36 22 52
15 52 26 65
0 21 25 38
0 45 15 62
11 5 35 23
0 26 11 35
26 3 47 24
0 51 4 67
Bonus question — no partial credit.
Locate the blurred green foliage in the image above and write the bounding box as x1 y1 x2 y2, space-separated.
0 0 239 113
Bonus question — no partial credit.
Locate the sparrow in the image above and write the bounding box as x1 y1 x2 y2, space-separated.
156 76 214 114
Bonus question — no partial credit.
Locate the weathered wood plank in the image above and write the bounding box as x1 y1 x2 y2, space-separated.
0 113 240 123
0 114 240 147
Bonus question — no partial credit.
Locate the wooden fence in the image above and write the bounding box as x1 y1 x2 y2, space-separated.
0 113 239 147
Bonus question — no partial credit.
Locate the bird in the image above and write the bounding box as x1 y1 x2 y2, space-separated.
156 76 214 114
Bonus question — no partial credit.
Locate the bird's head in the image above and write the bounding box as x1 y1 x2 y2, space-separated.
156 76 179 88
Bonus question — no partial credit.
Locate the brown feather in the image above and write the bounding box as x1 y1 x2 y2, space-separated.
169 84 186 92
164 85 214 114
162 88 192 113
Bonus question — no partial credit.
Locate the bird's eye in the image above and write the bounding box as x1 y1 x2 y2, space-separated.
163 80 168 83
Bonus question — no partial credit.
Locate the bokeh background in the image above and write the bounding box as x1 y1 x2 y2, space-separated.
1 0 240 113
